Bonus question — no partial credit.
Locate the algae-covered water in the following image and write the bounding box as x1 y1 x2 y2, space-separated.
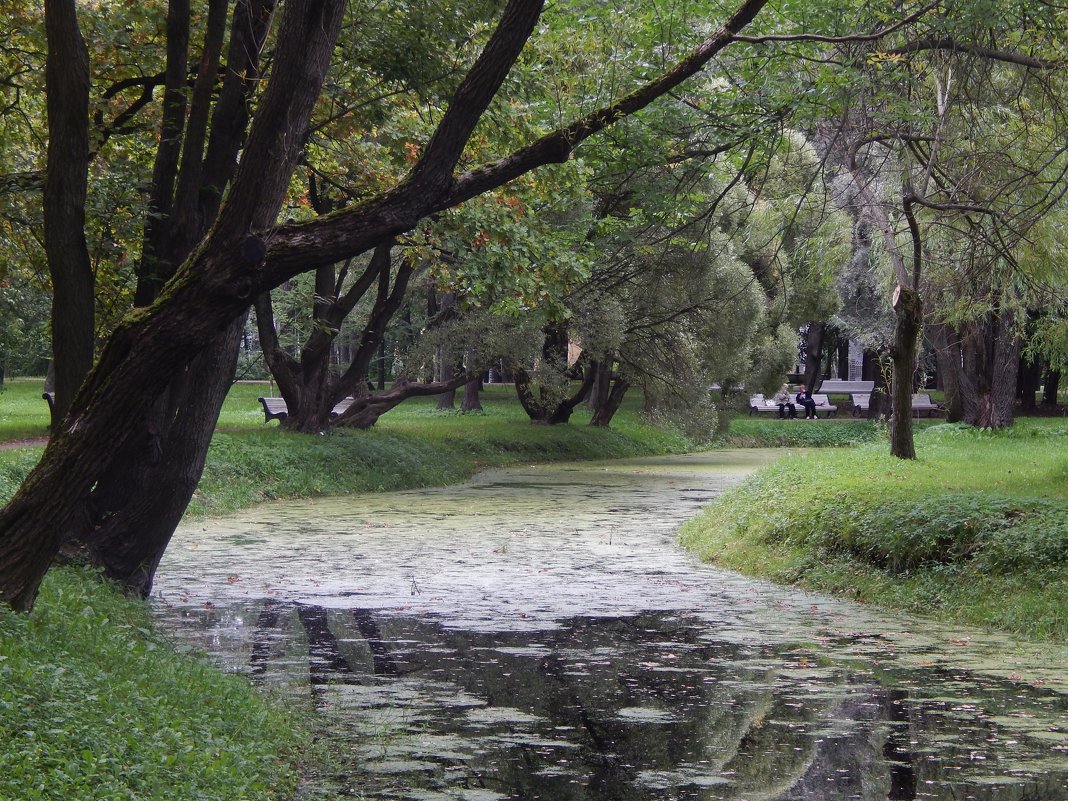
152 451 1068 800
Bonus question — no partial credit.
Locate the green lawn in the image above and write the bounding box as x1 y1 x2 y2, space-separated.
681 418 1068 640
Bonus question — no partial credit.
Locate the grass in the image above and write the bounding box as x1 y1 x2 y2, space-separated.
0 566 307 801
681 418 1068 641
0 378 53 441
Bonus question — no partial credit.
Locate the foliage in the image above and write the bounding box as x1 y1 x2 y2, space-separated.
0 567 306 801
681 419 1068 639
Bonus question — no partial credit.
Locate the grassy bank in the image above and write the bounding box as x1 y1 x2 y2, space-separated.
0 566 307 801
681 419 1068 641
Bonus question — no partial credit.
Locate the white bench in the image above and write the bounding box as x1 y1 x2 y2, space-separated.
850 392 942 417
910 392 941 417
749 393 837 418
817 379 874 394
257 396 355 423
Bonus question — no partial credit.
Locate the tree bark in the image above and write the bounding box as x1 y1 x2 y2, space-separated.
589 360 630 427
83 318 245 595
70 0 280 592
802 322 826 392
0 0 346 609
1042 368 1061 406
43 0 93 429
930 324 964 422
889 286 922 459
460 348 483 412
964 308 1019 428
1016 353 1042 412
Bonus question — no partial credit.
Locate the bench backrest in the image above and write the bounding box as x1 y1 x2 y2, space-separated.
810 394 834 406
912 393 936 406
817 380 874 393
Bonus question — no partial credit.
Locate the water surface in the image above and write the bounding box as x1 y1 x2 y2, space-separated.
153 451 1068 800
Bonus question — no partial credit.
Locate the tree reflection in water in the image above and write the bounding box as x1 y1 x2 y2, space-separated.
157 603 1068 801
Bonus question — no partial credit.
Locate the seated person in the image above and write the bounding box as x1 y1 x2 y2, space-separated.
795 384 820 419
772 383 796 418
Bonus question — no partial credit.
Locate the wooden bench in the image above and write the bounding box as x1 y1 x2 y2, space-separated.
257 396 356 423
817 379 874 394
749 393 837 418
851 392 942 417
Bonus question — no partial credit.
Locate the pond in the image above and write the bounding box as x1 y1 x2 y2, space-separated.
152 451 1068 801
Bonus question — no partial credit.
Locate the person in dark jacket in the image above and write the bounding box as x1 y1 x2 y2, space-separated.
795 384 819 419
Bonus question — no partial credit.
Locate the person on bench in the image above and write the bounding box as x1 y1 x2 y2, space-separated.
772 383 797 418
795 384 819 419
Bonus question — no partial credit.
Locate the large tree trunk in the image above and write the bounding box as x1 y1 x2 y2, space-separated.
460 348 483 412
82 320 244 595
44 0 94 429
72 0 278 591
802 322 826 392
962 308 1019 428
889 286 922 459
1042 368 1061 406
930 324 964 422
0 0 347 610
589 360 630 427
1016 353 1042 412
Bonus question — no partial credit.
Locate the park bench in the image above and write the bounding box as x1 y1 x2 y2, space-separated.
42 391 55 415
910 392 942 417
850 392 943 417
749 393 837 418
257 396 356 423
816 379 874 394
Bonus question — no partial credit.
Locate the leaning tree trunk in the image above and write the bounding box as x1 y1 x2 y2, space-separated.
0 0 348 610
889 286 922 459
82 320 244 595
71 0 283 591
334 374 472 429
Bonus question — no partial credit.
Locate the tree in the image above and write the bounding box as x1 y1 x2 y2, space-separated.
828 0 1067 454
0 0 783 610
